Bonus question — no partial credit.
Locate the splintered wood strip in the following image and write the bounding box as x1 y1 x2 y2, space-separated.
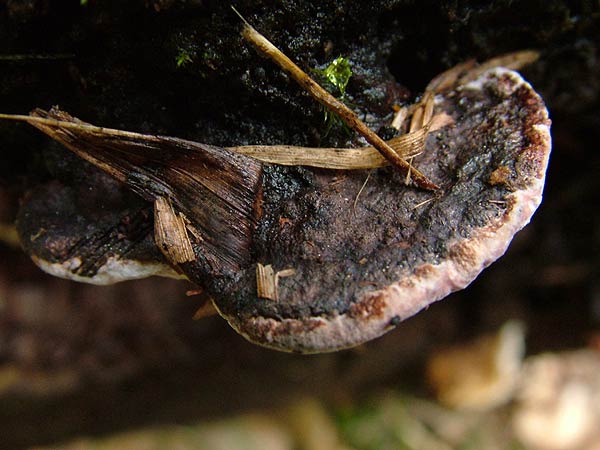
409 105 425 133
192 300 219 320
154 196 195 264
256 263 277 300
423 94 435 125
276 269 296 278
410 92 435 133
256 263 295 301
235 9 438 191
391 105 409 130
186 289 204 296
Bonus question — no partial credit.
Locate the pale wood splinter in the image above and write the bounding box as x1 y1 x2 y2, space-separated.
256 263 296 301
154 196 195 264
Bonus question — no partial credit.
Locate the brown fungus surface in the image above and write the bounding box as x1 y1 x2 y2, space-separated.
214 68 551 352
11 68 550 354
16 172 174 285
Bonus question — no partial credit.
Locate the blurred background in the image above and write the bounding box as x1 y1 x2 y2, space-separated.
0 1 599 449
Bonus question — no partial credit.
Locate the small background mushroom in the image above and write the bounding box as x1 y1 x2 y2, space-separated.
0 1 598 449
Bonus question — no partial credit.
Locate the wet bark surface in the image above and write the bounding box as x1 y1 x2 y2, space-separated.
0 1 599 448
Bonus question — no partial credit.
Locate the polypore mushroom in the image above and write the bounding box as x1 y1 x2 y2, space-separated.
7 64 551 353
224 68 551 352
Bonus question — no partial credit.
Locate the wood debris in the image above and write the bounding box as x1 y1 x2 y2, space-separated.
154 196 195 264
256 263 296 301
192 300 218 320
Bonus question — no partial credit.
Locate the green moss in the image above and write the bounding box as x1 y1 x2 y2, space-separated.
315 56 352 98
175 48 193 68
314 56 353 135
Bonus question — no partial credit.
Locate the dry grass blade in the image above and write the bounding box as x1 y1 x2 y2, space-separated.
409 93 435 137
230 144 388 169
423 94 434 125
353 170 372 212
409 106 425 133
229 127 429 169
230 114 435 169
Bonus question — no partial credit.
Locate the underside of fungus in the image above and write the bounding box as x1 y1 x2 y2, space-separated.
10 66 551 353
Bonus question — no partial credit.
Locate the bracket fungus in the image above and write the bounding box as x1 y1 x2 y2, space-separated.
1 37 551 353
225 68 551 353
5 66 551 353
